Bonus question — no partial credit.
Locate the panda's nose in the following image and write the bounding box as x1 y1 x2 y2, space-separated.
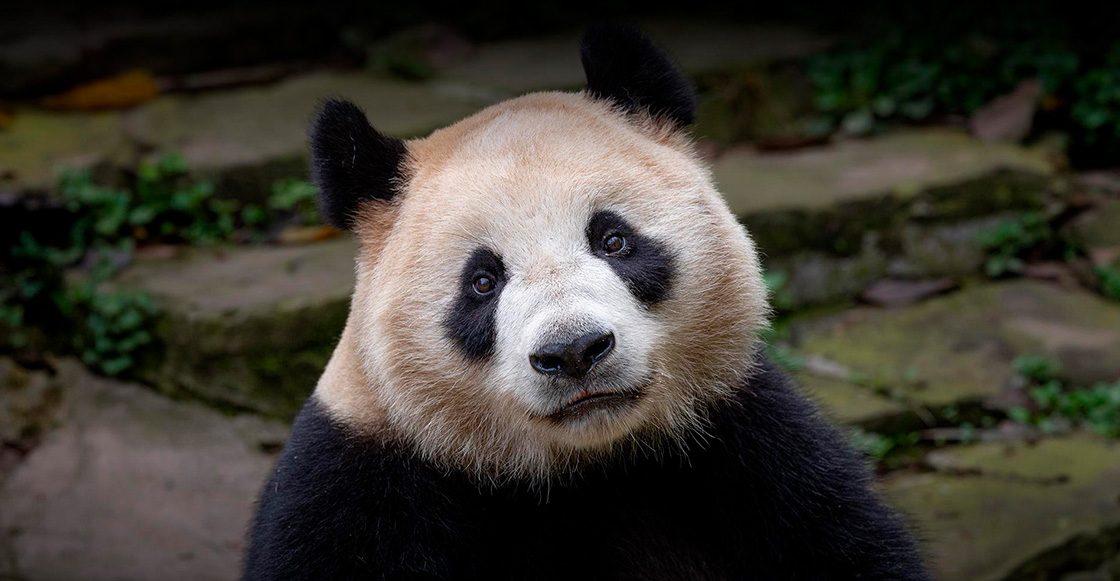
529 331 615 379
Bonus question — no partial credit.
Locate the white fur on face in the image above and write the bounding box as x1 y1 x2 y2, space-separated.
487 200 661 445
317 92 770 483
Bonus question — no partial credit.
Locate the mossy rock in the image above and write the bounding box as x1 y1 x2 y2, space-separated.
120 72 488 205
885 435 1120 581
715 129 1055 218
796 374 918 433
760 213 1027 309
1066 199 1120 271
725 130 1058 261
114 237 358 418
0 109 129 196
724 131 1059 310
789 281 1120 408
764 243 891 307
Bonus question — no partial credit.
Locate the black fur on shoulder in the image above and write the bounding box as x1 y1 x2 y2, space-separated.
580 22 697 128
309 99 408 230
244 358 931 580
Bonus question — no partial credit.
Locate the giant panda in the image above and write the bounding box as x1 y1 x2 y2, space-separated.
243 23 929 581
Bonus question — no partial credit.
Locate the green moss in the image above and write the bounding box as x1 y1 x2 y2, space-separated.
886 435 1120 581
792 281 1120 406
0 110 129 194
135 287 350 419
916 170 1054 222
692 64 813 144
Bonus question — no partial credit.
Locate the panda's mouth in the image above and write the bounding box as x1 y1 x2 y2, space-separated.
545 387 645 422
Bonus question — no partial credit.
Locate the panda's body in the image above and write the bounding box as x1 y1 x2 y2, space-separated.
247 362 922 580
244 24 930 580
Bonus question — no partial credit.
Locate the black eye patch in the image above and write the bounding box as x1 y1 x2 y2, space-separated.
444 247 506 361
586 210 674 305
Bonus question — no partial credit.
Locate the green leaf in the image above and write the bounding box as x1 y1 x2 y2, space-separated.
129 205 157 225
841 107 875 135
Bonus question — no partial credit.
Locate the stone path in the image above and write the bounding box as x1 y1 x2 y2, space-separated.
114 237 357 418
888 436 1120 581
0 358 287 581
712 129 1053 215
793 280 1120 431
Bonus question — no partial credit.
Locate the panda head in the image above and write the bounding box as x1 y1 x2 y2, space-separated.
313 23 769 482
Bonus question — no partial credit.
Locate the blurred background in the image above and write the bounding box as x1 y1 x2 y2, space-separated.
2 1 1120 579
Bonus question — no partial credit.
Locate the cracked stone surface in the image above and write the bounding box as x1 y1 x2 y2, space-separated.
790 280 1120 412
0 358 287 581
712 128 1055 216
798 374 912 432
122 72 488 169
885 435 1120 581
0 109 129 195
112 236 357 418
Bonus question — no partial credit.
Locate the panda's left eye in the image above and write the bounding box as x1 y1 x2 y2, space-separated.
602 233 627 255
472 274 496 296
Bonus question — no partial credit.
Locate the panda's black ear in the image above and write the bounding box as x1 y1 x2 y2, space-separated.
310 99 408 230
580 23 696 129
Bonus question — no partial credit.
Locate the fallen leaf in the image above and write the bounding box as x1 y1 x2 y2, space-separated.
276 225 341 245
42 70 160 111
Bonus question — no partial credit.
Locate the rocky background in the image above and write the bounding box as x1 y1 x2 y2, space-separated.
3 2 1120 580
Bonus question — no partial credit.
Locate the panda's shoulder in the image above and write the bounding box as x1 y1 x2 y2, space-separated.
258 398 459 506
244 399 481 578
710 356 871 481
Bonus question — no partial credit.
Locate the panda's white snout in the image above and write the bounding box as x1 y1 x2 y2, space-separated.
528 330 615 379
494 246 658 423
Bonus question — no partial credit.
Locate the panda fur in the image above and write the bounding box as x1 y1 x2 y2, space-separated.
244 23 930 581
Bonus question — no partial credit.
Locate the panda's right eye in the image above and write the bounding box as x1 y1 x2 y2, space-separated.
472 274 496 296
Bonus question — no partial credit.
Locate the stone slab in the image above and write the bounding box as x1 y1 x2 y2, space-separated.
797 374 913 432
113 237 357 417
122 72 488 170
0 358 287 581
0 109 129 195
713 128 1055 217
790 281 1120 408
886 435 1120 581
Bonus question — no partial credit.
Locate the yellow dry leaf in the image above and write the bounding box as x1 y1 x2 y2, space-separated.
276 225 342 245
0 109 13 130
42 70 160 111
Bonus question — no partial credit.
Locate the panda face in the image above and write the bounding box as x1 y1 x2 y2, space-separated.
333 93 768 479
312 25 769 480
446 204 668 436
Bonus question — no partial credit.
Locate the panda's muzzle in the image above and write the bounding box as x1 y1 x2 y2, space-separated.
543 386 646 422
529 331 615 379
527 329 646 421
